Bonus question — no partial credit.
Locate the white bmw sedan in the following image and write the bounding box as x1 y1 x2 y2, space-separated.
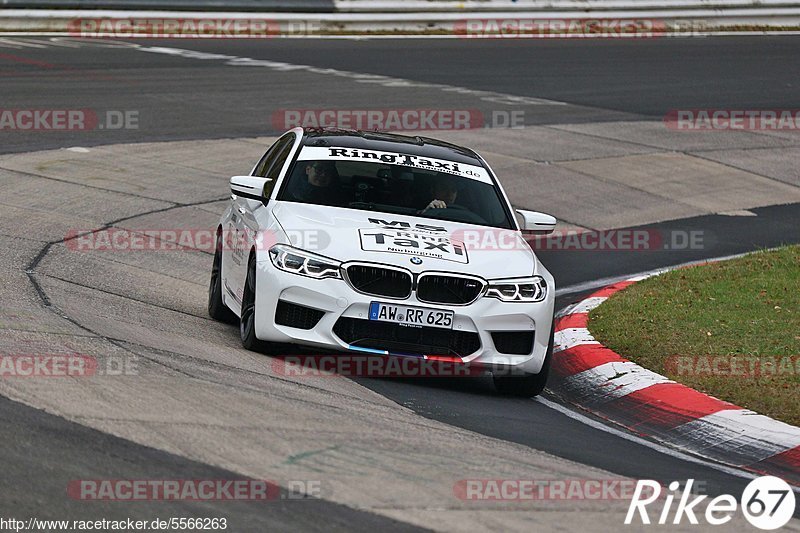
209 127 557 396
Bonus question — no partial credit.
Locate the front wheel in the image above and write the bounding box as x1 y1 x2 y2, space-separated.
493 323 554 397
240 252 274 353
208 230 237 324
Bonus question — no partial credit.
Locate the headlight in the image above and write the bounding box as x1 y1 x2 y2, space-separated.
485 276 547 302
268 245 341 279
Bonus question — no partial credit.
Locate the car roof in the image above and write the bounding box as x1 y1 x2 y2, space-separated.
299 128 486 167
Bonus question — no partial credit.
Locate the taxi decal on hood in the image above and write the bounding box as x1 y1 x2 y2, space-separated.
358 227 469 264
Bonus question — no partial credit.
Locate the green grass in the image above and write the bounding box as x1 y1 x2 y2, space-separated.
589 245 800 426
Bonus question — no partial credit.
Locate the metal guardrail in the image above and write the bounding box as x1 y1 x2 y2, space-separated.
336 0 800 11
4 0 795 11
0 0 336 12
1 0 799 33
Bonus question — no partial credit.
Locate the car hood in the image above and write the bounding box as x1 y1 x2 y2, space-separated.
271 202 538 279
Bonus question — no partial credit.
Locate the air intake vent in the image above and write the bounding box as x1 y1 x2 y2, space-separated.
491 331 535 355
275 301 325 330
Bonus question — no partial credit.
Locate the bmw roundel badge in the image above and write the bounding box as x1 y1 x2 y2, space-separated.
410 257 423 265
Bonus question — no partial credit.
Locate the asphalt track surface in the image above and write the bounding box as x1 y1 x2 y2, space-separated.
0 36 799 530
0 395 421 531
1 36 798 153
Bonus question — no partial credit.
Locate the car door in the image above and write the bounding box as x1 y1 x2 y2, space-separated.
224 133 296 306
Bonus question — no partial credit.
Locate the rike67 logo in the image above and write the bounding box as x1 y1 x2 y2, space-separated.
626 477 796 530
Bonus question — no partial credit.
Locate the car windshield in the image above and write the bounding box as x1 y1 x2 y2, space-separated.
277 146 514 229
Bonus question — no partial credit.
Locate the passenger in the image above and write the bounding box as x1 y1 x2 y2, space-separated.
421 178 458 212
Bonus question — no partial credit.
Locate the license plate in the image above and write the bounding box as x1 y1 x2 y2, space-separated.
369 302 454 329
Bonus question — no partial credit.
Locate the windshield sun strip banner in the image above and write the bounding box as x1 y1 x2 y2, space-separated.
296 146 492 184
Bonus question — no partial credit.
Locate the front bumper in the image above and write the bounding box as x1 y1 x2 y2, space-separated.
251 258 555 374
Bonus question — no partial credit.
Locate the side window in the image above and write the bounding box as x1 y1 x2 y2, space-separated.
253 141 281 177
252 133 295 178
265 136 295 180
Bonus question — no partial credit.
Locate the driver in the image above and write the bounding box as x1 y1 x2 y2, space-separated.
421 179 458 213
290 161 345 205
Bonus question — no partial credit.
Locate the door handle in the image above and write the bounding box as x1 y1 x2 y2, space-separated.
236 206 246 215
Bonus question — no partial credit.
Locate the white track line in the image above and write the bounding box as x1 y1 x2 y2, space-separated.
536 397 800 493
132 43 568 107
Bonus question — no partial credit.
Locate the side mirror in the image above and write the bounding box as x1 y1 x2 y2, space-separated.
230 175 273 202
515 209 556 235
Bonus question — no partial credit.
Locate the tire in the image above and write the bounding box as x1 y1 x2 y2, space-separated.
240 252 274 353
208 230 237 324
493 322 555 397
